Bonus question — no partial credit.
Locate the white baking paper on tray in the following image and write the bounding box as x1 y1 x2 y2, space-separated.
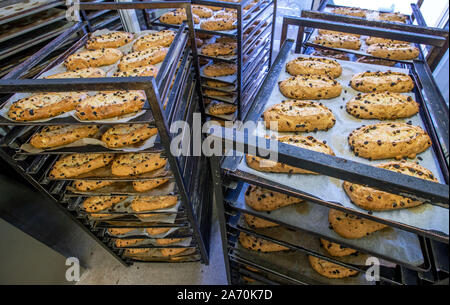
308 29 416 64
236 50 449 236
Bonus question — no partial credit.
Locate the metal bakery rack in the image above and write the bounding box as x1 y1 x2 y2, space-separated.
0 1 213 265
148 0 277 123
0 0 73 79
209 12 449 285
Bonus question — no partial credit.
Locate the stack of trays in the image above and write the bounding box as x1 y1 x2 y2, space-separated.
150 0 277 123
0 15 209 264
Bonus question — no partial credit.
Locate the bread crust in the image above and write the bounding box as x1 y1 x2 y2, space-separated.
131 195 178 212
76 91 145 121
113 65 158 78
200 17 237 31
320 239 357 257
111 153 167 176
44 68 106 79
74 180 116 191
264 100 336 132
30 125 99 148
85 32 134 49
8 92 87 121
244 185 303 211
201 42 237 57
328 209 388 239
155 238 183 245
343 161 438 211
205 80 230 88
115 238 144 247
314 34 361 50
246 135 335 174
308 255 359 279
346 92 419 120
244 214 279 228
132 30 175 51
64 48 123 70
49 153 114 179
348 122 431 160
318 29 360 38
101 124 157 148
146 228 170 235
132 178 170 192
108 228 135 236
350 71 414 93
279 74 342 100
204 62 237 77
160 248 188 257
118 47 168 71
82 196 126 213
378 12 408 23
367 43 420 60
239 232 289 252
286 57 342 78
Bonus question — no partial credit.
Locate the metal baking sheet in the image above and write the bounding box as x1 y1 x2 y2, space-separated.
232 241 374 285
104 226 181 238
234 49 449 237
226 182 427 270
65 180 177 196
0 0 63 26
307 29 416 64
112 237 192 249
122 247 197 259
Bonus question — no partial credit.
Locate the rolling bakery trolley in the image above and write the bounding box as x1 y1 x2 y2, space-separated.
148 0 277 123
210 11 449 284
0 1 212 265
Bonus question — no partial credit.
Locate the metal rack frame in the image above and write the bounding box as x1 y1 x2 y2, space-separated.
210 14 449 284
0 1 212 266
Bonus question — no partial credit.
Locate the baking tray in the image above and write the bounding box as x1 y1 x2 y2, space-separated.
0 27 187 126
321 4 412 24
111 236 193 249
43 153 173 182
225 182 429 272
230 239 375 285
15 124 163 155
231 215 402 284
228 41 449 241
0 0 64 26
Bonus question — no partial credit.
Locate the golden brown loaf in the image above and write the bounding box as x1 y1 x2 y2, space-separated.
111 153 167 176
320 239 358 257
85 32 134 49
314 34 361 50
348 122 431 160
64 48 123 70
132 179 170 192
73 180 116 191
329 209 388 239
75 91 145 121
82 196 126 213
343 161 438 211
132 30 175 51
44 68 106 79
367 43 420 60
131 195 178 212
244 214 279 228
279 74 342 100
244 184 303 211
8 92 87 121
246 135 335 174
263 100 336 132
239 232 289 252
49 153 114 179
308 255 359 279
118 47 168 71
101 124 157 148
30 125 99 149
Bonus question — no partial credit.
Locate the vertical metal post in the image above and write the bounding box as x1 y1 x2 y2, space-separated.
237 5 243 121
268 0 277 63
